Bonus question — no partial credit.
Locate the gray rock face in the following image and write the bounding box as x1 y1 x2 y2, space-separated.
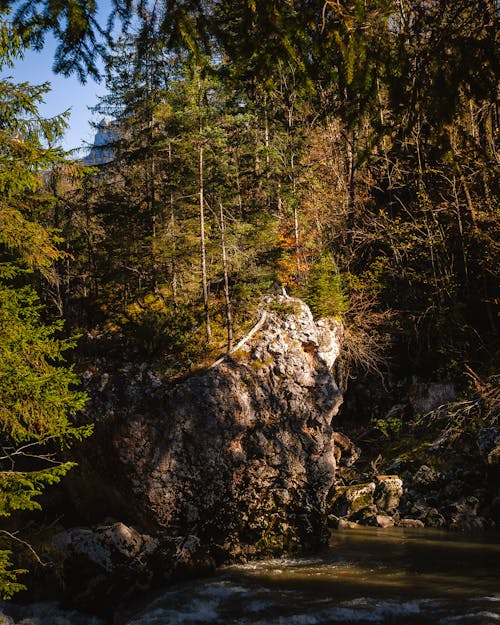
52 522 158 573
69 297 343 559
478 426 500 465
51 523 213 612
80 117 117 166
409 382 456 414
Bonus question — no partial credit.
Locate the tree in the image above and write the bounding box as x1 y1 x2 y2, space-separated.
9 0 495 379
0 19 90 598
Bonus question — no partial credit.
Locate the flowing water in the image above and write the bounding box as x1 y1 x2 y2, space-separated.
2 528 499 625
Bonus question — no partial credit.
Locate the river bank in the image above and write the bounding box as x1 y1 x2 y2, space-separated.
2 527 499 625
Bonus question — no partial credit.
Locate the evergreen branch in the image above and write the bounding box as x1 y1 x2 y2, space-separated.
0 530 46 567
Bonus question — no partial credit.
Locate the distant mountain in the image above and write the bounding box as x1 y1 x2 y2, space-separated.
80 117 118 166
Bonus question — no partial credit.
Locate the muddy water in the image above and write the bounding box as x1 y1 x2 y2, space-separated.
2 527 499 624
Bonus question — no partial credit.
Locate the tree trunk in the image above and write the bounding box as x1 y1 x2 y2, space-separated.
199 143 211 342
168 142 178 309
219 202 233 352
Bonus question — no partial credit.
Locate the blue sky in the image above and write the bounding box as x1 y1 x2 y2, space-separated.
7 2 114 153
11 38 107 152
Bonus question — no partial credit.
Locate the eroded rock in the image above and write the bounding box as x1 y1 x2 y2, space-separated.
52 523 214 614
374 476 403 515
68 296 343 560
328 482 376 518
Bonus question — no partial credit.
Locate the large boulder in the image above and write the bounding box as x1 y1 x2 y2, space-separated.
51 523 213 614
67 296 343 560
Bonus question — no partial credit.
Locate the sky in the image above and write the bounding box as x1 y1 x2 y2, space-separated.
7 2 114 153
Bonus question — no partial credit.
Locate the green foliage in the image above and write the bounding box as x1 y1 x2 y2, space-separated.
0 285 90 600
0 0 496 602
0 551 26 600
302 255 348 320
0 463 77 517
266 299 302 318
372 413 405 438
0 286 88 444
58 0 497 381
126 298 206 364
1 0 107 80
0 20 90 599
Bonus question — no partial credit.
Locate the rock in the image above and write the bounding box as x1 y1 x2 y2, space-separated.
52 522 161 613
52 523 214 615
332 431 361 467
491 496 500 524
409 382 456 414
375 514 395 528
487 446 500 465
337 519 361 529
52 522 158 571
151 535 215 581
326 514 340 528
52 522 158 570
384 403 407 420
447 497 485 531
351 506 379 526
67 296 343 560
0 602 106 625
399 518 425 528
478 426 498 455
412 465 440 489
0 611 14 625
420 507 446 528
374 476 403 514
328 482 376 517
478 425 500 465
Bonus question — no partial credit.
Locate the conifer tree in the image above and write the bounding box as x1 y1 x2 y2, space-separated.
0 20 89 598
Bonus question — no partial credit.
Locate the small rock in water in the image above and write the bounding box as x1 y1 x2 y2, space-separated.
337 518 361 529
376 514 395 528
399 518 425 528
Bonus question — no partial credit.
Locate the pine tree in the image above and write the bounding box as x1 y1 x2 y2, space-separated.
0 19 89 598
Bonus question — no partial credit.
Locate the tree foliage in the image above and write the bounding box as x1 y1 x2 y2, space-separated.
0 19 89 598
46 0 497 380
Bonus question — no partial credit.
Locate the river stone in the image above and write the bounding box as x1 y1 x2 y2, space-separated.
328 482 376 517
478 426 500 466
376 514 395 528
491 496 500 523
487 446 500 465
0 612 14 625
337 519 361 529
351 505 379 526
420 507 446 528
412 465 440 488
67 296 343 560
332 431 361 467
52 522 158 571
447 497 486 531
52 524 214 614
399 518 425 528
374 476 403 514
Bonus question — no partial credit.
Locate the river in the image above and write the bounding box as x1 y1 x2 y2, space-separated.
2 527 499 625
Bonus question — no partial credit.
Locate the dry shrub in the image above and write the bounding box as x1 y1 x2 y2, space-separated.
334 289 393 392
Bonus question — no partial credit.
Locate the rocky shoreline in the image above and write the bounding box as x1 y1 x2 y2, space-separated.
6 296 498 618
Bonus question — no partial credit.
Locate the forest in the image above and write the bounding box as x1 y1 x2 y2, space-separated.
0 0 499 607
